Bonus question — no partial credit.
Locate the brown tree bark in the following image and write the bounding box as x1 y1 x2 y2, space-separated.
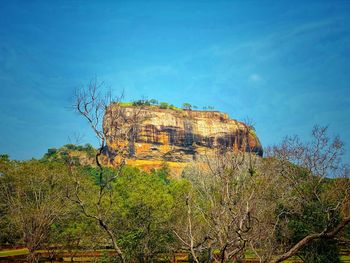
271 217 350 263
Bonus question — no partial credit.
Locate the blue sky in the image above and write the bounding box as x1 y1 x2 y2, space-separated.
1 0 350 162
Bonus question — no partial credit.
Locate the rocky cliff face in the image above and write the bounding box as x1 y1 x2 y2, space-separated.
103 105 262 170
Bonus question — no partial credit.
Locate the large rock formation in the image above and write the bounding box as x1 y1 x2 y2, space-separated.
103 105 262 171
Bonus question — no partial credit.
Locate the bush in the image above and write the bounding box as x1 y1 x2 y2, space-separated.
159 102 169 109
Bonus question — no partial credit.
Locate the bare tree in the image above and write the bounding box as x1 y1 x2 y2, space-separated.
172 120 263 263
69 78 146 262
173 193 201 263
259 125 350 262
177 148 261 263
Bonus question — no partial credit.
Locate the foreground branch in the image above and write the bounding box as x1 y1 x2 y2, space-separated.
271 217 350 263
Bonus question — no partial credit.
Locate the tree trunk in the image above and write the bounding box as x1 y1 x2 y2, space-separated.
271 217 350 263
99 219 125 263
27 249 39 263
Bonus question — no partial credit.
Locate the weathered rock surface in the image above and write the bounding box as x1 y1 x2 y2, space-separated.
103 105 262 170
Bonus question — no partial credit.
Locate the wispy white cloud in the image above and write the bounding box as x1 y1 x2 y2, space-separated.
249 73 262 83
